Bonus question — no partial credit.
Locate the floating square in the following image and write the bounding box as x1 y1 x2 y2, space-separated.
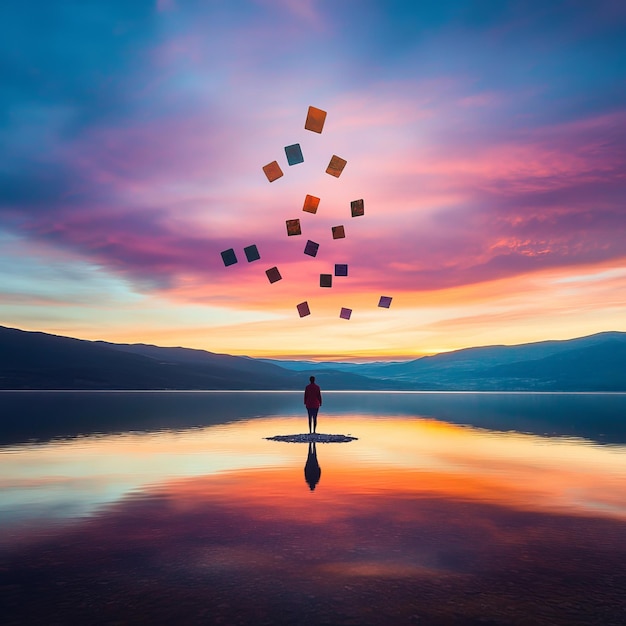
303 194 320 214
320 274 332 288
221 248 237 267
304 240 319 257
340 307 352 320
332 225 345 239
326 155 347 178
351 199 364 217
378 296 393 308
266 267 282 283
262 161 283 182
286 219 302 236
285 143 304 166
244 244 260 262
305 106 327 134
335 264 348 276
297 301 311 318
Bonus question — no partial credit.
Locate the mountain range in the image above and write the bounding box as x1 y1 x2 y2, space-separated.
0 325 625 391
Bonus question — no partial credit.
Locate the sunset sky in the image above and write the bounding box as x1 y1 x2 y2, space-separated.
1 1 625 359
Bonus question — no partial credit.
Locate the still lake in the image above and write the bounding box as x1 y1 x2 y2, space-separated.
1 391 626 625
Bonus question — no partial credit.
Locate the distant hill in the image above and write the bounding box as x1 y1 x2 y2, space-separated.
477 339 626 391
0 326 625 390
262 331 626 391
0 326 388 390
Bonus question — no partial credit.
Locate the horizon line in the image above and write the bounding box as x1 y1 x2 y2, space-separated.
2 324 625 363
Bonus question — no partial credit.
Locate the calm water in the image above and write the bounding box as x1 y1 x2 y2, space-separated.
1 391 626 625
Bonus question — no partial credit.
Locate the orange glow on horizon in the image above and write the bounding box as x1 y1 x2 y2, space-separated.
59 256 625 360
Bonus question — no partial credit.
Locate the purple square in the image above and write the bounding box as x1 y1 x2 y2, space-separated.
335 264 348 276
304 240 319 257
266 267 282 284
378 296 392 308
340 307 352 320
297 302 311 317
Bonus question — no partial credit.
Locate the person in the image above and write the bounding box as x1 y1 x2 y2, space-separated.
304 375 322 434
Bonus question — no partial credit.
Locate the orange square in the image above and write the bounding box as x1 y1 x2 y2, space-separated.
302 194 320 214
305 106 327 133
262 161 283 182
326 155 347 178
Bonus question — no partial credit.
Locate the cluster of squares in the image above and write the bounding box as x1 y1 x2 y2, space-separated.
285 197 355 259
261 107 348 183
297 295 392 320
220 244 260 267
262 149 347 182
221 106 392 320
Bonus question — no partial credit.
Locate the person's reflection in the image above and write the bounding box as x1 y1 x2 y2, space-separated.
304 441 321 491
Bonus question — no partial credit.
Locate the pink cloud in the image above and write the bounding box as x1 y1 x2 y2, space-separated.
8 63 626 309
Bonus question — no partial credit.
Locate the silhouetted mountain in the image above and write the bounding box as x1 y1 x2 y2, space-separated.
478 340 626 391
1 326 625 390
262 332 626 391
0 326 387 390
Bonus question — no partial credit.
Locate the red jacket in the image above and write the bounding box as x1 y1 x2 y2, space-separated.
304 382 322 408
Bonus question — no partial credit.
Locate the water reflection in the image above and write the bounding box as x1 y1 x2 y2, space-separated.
2 415 625 531
304 442 321 491
3 390 626 445
1 395 626 625
2 429 626 625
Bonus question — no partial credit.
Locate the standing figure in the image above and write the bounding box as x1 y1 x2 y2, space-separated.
304 375 322 434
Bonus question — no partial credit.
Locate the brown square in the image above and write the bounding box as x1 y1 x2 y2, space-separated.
297 301 311 317
351 198 364 217
320 274 332 288
286 219 302 236
266 267 282 284
304 106 327 134
303 194 320 214
332 225 345 239
262 161 283 182
326 155 347 178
